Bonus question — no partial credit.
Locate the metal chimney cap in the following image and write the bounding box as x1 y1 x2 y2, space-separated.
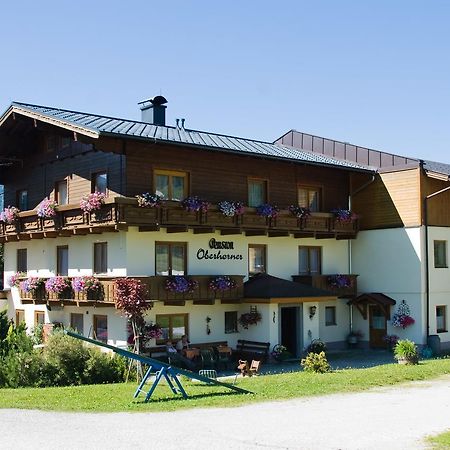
138 95 168 108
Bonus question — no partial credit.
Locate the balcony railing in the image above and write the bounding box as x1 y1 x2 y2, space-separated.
18 275 245 306
0 198 358 241
292 274 358 298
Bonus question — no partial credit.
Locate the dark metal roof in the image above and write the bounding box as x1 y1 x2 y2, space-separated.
0 102 374 172
349 293 396 306
244 273 335 299
423 160 450 179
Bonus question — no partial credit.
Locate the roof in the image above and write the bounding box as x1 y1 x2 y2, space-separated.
244 273 335 299
0 102 374 173
349 293 396 306
422 160 450 180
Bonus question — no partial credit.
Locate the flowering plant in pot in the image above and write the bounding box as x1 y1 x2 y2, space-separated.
181 196 209 213
256 203 279 219
37 199 57 219
71 276 104 300
328 274 352 289
383 334 399 349
271 344 292 362
165 276 199 294
288 205 311 219
136 192 163 208
217 201 245 217
394 339 419 365
208 275 237 292
0 206 20 224
391 300 415 329
20 277 46 299
238 311 262 329
331 208 358 223
45 276 72 297
80 192 106 213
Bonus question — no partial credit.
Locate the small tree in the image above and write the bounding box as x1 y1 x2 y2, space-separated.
114 278 149 354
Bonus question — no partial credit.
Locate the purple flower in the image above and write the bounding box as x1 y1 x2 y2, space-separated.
20 277 45 293
331 209 358 223
45 276 71 294
256 203 279 218
136 192 163 208
165 276 199 294
80 192 106 213
217 201 245 217
0 206 20 224
209 276 237 291
37 199 57 218
181 196 209 213
328 274 352 289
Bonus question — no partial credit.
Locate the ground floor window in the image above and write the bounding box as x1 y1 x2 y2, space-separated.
34 311 45 326
325 306 336 326
156 313 188 344
93 315 108 343
71 313 84 334
224 311 238 334
436 305 447 333
15 309 25 325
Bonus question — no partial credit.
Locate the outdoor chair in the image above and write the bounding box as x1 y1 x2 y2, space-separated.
200 348 217 369
236 359 261 377
215 345 233 370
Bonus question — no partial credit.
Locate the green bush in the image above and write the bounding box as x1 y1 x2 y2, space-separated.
301 351 331 373
83 348 125 384
394 339 419 364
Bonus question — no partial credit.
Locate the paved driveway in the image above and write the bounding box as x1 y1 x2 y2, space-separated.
1 376 449 450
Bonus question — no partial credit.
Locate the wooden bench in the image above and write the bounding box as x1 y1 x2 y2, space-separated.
236 339 270 362
145 341 228 361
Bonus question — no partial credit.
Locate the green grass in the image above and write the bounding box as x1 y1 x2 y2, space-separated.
426 430 450 449
0 359 449 413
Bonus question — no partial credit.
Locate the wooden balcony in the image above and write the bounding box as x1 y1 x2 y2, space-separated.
0 197 358 241
292 274 358 298
18 275 245 307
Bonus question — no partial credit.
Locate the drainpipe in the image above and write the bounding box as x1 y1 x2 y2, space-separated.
347 173 376 332
422 172 450 339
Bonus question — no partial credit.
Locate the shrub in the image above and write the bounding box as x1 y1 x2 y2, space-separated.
83 348 124 384
301 351 331 373
306 339 327 354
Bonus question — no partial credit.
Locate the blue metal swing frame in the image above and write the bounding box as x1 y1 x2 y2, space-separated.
65 330 252 401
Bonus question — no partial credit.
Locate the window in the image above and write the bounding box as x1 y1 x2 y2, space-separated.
93 242 107 274
248 244 266 276
248 179 267 207
299 246 321 275
436 306 447 333
61 136 71 148
93 315 108 343
434 241 447 268
55 180 68 205
154 170 187 201
15 309 25 325
17 189 28 210
17 249 27 273
92 172 108 195
35 311 45 326
46 135 57 152
156 313 188 344
71 313 84 334
225 311 238 334
325 306 336 326
298 186 321 212
57 246 69 276
155 242 187 275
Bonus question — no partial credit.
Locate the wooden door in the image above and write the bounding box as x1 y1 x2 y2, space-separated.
369 305 387 348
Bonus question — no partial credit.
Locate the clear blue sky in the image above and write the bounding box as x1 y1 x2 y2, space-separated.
1 1 449 162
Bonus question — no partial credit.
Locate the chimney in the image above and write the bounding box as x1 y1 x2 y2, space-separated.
138 95 168 126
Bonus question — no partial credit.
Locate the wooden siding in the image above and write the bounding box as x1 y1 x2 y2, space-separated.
352 168 421 229
423 175 450 227
119 139 352 210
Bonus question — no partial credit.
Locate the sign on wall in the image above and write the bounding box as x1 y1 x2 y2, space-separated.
196 238 243 261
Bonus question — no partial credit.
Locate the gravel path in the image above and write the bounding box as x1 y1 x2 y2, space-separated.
1 376 450 450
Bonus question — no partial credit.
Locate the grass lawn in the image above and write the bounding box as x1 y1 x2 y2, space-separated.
0 359 449 413
427 430 450 449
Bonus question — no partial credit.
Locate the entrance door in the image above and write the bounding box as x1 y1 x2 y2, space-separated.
281 307 300 356
369 305 387 348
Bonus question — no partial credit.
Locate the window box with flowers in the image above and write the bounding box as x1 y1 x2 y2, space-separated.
45 276 73 300
238 311 262 329
328 274 352 289
0 206 20 225
165 276 199 299
208 275 238 298
136 192 164 208
71 276 104 301
20 277 46 301
80 192 106 213
37 199 58 224
9 272 27 289
181 196 209 213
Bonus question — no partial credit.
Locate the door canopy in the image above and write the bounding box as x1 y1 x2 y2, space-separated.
348 293 396 320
